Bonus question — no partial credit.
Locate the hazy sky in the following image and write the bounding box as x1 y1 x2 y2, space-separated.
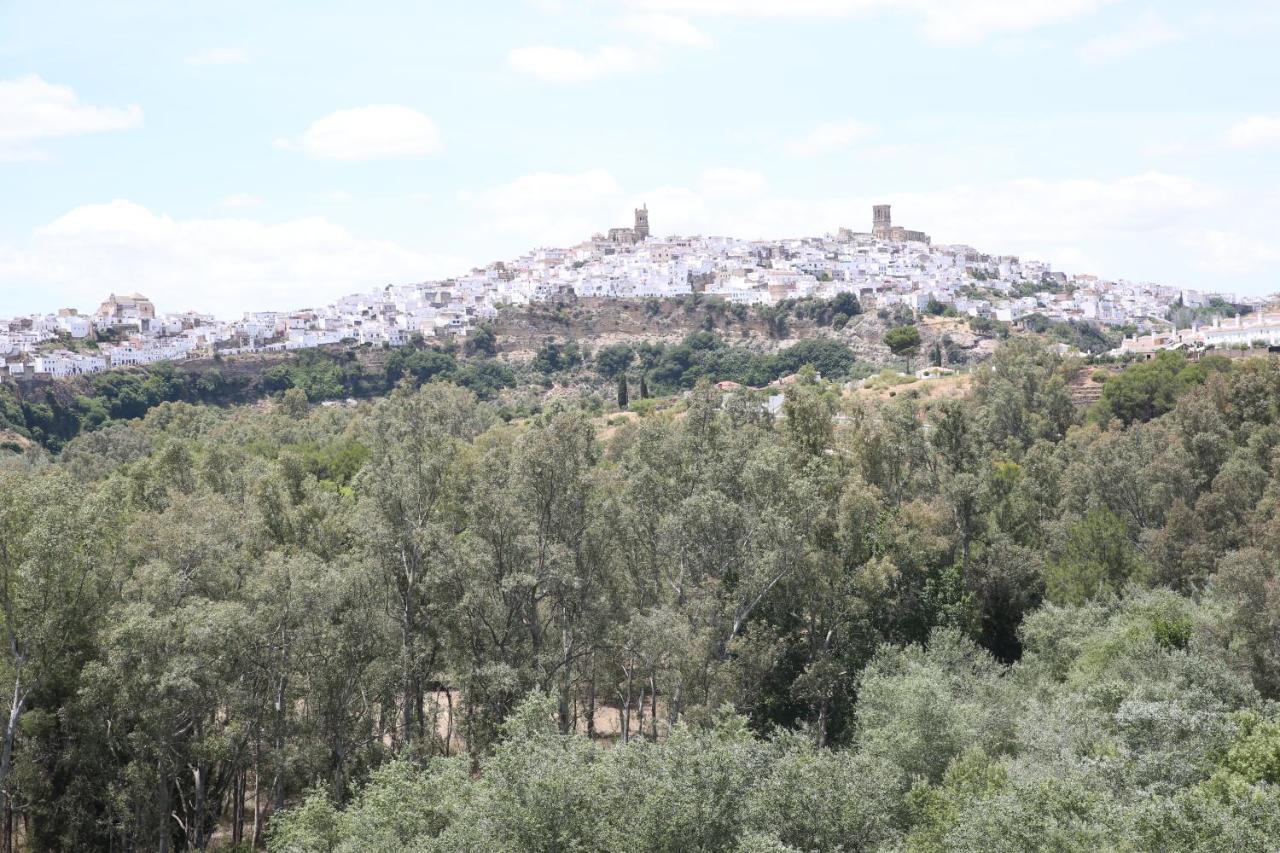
2 0 1279 317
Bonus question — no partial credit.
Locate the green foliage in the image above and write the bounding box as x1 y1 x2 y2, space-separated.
594 343 635 379
1167 296 1251 329
1018 314 1121 353
1 341 519 452
1097 350 1225 425
1219 711 1280 785
531 337 583 374
463 324 498 358
884 325 922 357
1044 509 1146 604
599 332 868 393
7 335 1280 850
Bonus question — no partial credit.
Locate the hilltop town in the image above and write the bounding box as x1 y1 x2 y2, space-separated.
0 205 1268 381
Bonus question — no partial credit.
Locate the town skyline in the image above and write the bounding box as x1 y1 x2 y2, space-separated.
3 0 1279 318
4 203 1269 382
1 201 1269 322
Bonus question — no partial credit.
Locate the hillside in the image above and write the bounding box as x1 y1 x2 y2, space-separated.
488 294 998 366
1 295 1010 453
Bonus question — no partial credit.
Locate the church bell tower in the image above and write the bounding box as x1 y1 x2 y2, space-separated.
634 204 650 241
872 204 892 239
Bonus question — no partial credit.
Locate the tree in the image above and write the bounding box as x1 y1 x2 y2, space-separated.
594 344 635 380
782 378 835 457
617 374 629 409
1098 350 1220 426
884 325 922 362
831 291 861 319
356 384 484 750
281 387 310 418
1044 508 1146 604
463 324 498 358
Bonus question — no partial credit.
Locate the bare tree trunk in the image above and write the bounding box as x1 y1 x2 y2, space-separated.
668 682 682 728
585 654 597 739
445 689 454 756
402 600 415 747
272 670 288 812
557 616 573 735
635 684 646 743
649 671 659 741
190 758 206 849
251 736 263 849
0 675 25 798
332 738 346 803
157 772 171 853
231 769 243 846
3 789 13 853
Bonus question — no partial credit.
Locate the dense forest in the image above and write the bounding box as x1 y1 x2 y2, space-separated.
0 321 875 453
4 339 1280 850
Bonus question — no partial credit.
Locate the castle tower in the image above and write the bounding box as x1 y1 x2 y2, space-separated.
634 204 650 241
872 204 891 239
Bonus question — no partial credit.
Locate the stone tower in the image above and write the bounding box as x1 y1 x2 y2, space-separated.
634 204 650 241
872 204 892 239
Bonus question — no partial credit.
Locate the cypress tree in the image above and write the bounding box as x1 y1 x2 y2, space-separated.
617 374 629 409
639 374 649 399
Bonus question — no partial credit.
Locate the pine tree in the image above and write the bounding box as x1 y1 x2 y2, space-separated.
617 374 629 409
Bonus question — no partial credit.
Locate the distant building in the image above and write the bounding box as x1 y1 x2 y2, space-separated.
634 204 650 241
55 312 92 338
597 205 651 246
872 205 893 239
95 293 156 326
870 205 931 245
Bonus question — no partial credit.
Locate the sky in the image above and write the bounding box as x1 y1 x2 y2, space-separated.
2 0 1279 318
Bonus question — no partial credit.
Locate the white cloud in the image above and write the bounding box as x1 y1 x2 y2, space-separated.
784 119 874 157
630 186 707 234
459 168 766 247
617 14 713 47
1224 115 1280 149
460 169 625 244
1191 229 1280 274
1079 13 1182 62
911 0 1112 43
0 200 463 317
623 0 1112 42
0 74 141 160
460 166 634 244
697 168 766 195
279 105 443 160
219 192 261 209
1141 141 1189 157
507 44 655 83
186 47 251 66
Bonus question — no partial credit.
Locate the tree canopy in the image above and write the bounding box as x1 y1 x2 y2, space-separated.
2 339 1280 850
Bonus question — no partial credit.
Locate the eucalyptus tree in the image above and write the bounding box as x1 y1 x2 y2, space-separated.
355 383 486 750
0 469 121 848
